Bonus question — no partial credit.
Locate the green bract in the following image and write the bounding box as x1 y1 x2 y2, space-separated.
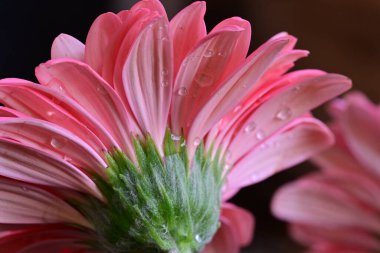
77 131 224 253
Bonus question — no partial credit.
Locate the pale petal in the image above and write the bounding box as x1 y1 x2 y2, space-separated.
85 12 122 73
51 34 85 61
36 59 138 155
291 224 380 251
122 17 173 147
170 1 206 74
224 118 334 199
339 92 380 178
0 117 106 175
0 79 108 155
171 19 251 136
0 139 102 199
228 73 351 163
188 38 290 153
272 174 380 234
0 179 91 227
201 216 239 253
221 203 254 246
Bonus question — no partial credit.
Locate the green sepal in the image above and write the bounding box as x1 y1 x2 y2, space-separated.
77 132 224 253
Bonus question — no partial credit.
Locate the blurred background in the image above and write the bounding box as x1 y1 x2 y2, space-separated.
0 0 379 252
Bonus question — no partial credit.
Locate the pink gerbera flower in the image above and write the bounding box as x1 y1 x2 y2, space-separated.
0 0 350 252
272 92 380 253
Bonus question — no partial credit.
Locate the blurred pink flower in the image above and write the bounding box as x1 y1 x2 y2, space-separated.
272 92 380 253
0 0 350 252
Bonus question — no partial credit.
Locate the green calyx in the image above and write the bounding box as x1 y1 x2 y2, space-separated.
79 131 224 253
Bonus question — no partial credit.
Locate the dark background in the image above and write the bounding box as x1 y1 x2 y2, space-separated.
1 0 379 252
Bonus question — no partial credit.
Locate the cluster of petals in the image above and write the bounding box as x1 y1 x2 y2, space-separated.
272 92 380 253
0 0 351 252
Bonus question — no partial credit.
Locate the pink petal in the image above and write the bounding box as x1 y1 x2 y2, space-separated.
0 117 106 175
0 225 91 253
0 107 25 117
271 174 380 234
169 1 207 74
0 79 108 155
36 59 138 156
220 203 254 246
290 224 380 251
228 73 351 163
130 0 167 17
122 17 172 147
187 37 290 154
339 92 380 178
171 19 250 136
51 34 85 61
201 216 240 253
85 12 122 73
0 139 102 199
0 179 91 227
224 118 333 199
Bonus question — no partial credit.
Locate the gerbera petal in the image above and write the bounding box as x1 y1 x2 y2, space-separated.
188 38 290 153
51 34 85 61
0 139 102 199
170 1 206 74
339 93 380 178
131 0 167 17
122 17 172 147
0 118 106 175
0 225 91 253
201 215 240 253
221 203 254 246
85 12 122 73
228 73 351 163
0 179 91 227
36 59 137 155
0 79 108 155
171 24 249 135
224 118 333 199
271 174 380 234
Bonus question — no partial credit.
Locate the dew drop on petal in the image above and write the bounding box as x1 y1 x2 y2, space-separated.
171 134 181 141
161 68 168 76
195 234 202 243
50 137 66 149
217 51 226 57
180 140 186 147
255 129 266 140
244 121 256 133
204 49 214 58
275 107 292 121
233 105 242 113
177 87 188 96
46 111 55 117
96 85 107 95
161 80 169 87
195 73 214 87
193 137 201 146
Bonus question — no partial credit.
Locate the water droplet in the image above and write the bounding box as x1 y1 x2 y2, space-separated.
96 85 108 95
63 155 73 162
50 137 67 149
177 87 188 96
275 107 292 121
180 140 186 147
204 49 214 58
195 73 214 87
244 122 256 133
171 134 181 141
195 234 202 243
193 137 201 146
161 80 169 87
46 111 55 117
217 51 227 57
255 129 266 140
233 105 242 113
161 69 169 76
48 78 64 93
